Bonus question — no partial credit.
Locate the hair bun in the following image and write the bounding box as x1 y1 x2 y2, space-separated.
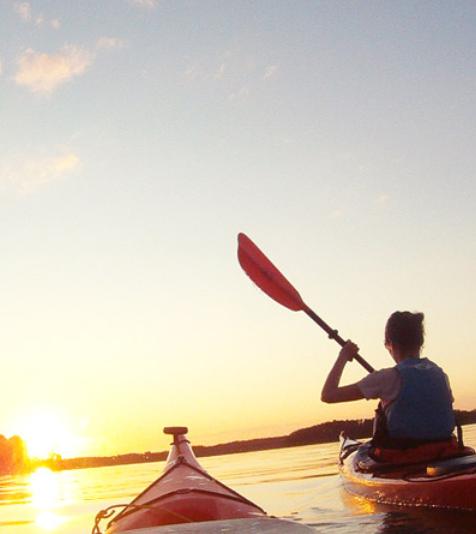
415 312 424 323
385 311 425 351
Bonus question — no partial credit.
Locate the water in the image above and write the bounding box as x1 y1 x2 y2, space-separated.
1 425 476 533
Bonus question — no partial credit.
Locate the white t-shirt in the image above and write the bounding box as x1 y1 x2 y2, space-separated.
357 367 401 407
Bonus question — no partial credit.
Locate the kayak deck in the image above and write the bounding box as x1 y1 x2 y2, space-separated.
102 427 266 533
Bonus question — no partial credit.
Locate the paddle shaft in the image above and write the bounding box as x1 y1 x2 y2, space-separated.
304 307 375 373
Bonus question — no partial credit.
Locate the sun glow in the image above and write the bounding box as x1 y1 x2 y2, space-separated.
14 411 84 459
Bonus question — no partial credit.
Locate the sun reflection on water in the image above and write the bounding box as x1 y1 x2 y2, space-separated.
29 467 70 530
36 511 66 530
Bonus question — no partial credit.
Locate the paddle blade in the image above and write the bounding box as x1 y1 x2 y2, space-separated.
237 233 305 312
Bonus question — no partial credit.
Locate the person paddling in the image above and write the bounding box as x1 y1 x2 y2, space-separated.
321 311 455 448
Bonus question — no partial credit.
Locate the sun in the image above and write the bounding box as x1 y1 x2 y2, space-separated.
14 410 83 459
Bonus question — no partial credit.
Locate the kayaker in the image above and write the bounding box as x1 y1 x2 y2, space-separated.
321 311 455 448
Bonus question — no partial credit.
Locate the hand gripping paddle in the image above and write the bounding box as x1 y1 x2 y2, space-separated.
237 233 374 373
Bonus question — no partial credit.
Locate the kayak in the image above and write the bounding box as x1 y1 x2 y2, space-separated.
101 427 267 532
97 426 267 533
339 433 476 511
93 426 315 534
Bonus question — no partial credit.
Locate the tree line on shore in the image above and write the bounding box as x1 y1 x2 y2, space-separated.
0 435 29 474
3 409 476 473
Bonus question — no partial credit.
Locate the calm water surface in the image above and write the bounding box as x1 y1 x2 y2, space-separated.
1 424 476 533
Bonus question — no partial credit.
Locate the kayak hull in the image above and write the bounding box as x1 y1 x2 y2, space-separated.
339 435 476 511
113 517 314 534
104 427 266 533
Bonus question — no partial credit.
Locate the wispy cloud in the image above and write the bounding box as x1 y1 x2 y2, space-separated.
96 37 125 50
14 1 31 21
214 63 226 80
13 2 61 28
228 86 250 101
330 208 344 219
376 193 390 206
15 45 93 94
2 151 80 193
129 0 159 8
184 62 207 82
263 64 278 80
35 15 61 29
183 53 278 102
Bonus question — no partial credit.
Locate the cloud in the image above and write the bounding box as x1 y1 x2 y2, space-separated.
0 57 2 76
129 0 159 8
214 63 226 80
330 208 344 219
228 86 250 101
96 37 125 50
13 2 61 29
2 151 80 193
14 1 31 21
35 16 61 28
376 193 390 206
184 62 207 82
183 54 277 101
264 65 278 80
15 45 93 94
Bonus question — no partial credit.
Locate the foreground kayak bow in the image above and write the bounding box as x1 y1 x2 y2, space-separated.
339 434 476 511
94 427 267 533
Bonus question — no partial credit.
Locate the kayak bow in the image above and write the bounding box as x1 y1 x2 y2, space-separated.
339 434 476 511
101 427 267 533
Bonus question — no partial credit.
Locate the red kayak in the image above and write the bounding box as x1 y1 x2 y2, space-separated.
97 427 267 533
339 434 476 511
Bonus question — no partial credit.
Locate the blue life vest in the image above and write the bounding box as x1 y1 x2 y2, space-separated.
385 358 455 441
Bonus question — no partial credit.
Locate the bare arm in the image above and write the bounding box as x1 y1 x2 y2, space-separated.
321 341 366 403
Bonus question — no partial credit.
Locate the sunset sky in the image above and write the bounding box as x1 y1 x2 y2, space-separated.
1 1 476 458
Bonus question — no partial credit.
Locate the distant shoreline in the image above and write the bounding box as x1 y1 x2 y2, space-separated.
34 408 476 472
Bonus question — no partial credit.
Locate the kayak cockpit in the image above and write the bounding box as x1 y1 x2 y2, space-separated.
339 433 476 510
340 432 476 477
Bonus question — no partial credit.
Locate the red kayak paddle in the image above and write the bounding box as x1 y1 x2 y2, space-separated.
237 233 374 373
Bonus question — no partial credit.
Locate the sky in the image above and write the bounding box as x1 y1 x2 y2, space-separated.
1 0 476 457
